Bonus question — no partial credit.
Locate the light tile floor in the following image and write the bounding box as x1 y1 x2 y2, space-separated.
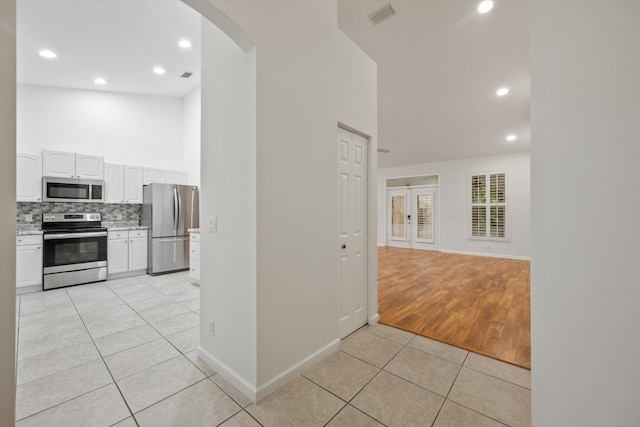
15 272 531 426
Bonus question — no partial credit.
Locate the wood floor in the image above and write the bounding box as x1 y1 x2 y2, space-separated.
378 247 531 369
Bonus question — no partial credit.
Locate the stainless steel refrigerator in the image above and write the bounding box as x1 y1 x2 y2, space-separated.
142 183 199 275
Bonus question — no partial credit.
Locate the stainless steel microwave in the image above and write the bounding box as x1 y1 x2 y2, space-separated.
43 177 104 203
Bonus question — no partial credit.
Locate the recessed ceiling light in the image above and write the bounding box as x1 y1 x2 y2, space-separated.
178 40 192 49
94 78 107 85
506 134 517 142
496 87 509 96
38 50 57 59
477 1 494 14
153 67 166 75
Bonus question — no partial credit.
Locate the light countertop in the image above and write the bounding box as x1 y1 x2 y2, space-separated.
103 222 149 231
16 228 43 236
188 228 200 233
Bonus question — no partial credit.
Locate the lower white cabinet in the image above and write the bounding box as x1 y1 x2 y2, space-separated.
189 232 200 281
108 230 148 276
16 235 43 292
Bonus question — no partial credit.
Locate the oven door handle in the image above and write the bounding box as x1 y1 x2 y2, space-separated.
44 231 108 240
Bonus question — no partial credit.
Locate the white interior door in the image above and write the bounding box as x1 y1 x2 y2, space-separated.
338 127 368 339
387 187 438 250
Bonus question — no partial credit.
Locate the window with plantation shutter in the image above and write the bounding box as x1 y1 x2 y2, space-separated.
469 172 507 240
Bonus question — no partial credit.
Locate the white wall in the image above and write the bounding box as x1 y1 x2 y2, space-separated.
0 1 17 424
17 84 185 171
198 16 258 392
531 1 640 425
182 86 201 187
336 31 379 323
378 152 530 259
195 0 377 402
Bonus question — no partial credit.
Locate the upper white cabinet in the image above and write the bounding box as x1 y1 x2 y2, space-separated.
143 167 165 185
16 153 42 202
43 150 104 179
104 164 143 204
166 170 188 185
104 163 125 203
124 166 143 204
143 168 188 185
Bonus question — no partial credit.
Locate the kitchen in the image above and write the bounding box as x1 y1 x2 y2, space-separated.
15 0 203 294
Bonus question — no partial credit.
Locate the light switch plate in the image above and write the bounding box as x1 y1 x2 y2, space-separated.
117 214 123 221
209 217 217 233
25 214 32 222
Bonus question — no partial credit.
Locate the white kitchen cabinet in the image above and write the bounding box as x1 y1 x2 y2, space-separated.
42 150 75 178
189 232 200 281
108 230 148 277
107 235 128 275
128 230 148 271
75 153 104 179
17 153 42 202
105 164 143 204
166 170 188 185
143 167 165 185
104 163 125 203
16 235 43 292
43 150 104 179
124 166 143 204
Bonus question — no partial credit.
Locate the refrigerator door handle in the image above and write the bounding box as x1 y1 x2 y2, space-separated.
191 187 196 228
173 186 179 235
177 186 182 233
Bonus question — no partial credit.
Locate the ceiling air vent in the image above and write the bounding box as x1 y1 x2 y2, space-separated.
181 72 193 79
369 4 396 25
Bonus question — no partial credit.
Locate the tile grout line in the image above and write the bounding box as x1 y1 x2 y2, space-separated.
436 352 515 427
14 274 203 425
71 276 205 424
98 275 251 422
66 286 141 427
428 349 470 427
14 285 135 424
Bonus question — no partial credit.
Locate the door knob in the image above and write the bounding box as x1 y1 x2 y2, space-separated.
342 244 347 249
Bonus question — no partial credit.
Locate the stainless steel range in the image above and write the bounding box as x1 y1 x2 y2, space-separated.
42 212 108 290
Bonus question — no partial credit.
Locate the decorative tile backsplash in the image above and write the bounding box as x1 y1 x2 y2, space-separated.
17 202 142 226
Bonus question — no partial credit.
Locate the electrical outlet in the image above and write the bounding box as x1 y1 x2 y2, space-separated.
25 214 33 222
208 320 214 336
116 214 123 221
209 217 217 233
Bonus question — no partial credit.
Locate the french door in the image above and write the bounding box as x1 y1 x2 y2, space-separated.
387 187 437 250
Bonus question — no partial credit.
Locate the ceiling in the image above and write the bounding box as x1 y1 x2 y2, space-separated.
338 0 530 168
17 0 529 168
17 0 201 97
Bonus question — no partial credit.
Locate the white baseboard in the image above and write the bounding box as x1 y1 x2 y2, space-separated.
16 284 41 295
197 347 257 402
377 243 386 247
368 313 380 324
197 338 340 403
255 338 340 401
440 249 530 261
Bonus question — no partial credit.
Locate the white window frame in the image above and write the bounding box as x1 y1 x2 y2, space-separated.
468 171 509 242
